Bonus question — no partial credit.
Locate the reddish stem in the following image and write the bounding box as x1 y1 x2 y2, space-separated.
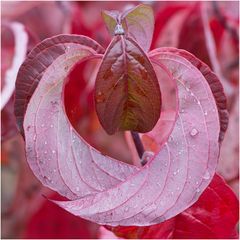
130 131 144 159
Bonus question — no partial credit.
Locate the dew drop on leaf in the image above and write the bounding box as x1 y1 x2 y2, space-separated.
203 170 210 180
190 128 198 136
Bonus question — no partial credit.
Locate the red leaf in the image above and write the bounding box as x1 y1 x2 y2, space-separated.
95 35 161 134
107 174 239 239
24 194 99 239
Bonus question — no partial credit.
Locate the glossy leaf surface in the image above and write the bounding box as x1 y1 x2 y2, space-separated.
95 35 161 135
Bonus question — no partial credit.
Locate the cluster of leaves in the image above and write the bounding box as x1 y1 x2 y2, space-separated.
1 1 239 239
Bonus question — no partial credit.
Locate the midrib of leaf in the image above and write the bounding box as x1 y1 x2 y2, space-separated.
120 35 138 130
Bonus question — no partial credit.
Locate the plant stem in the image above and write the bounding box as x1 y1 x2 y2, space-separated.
130 131 144 159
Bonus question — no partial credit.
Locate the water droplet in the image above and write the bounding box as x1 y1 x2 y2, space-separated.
97 91 102 96
180 109 185 113
197 100 200 105
177 187 180 190
196 188 200 193
41 124 44 127
50 124 53 128
53 169 57 172
171 191 174 195
196 181 199 185
164 163 168 167
203 171 210 180
44 151 47 154
72 139 75 143
173 171 177 176
76 187 80 192
33 135 37 141
190 128 198 136
124 206 129 212
44 141 47 145
186 87 190 92
168 136 174 142
67 46 70 49
204 111 208 116
52 150 56 154
190 92 194 96
114 23 125 35
189 176 192 179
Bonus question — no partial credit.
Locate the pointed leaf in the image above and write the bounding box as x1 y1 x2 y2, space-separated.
101 10 119 35
95 35 161 135
122 4 154 52
102 4 154 52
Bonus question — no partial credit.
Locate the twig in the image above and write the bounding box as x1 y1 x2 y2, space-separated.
130 131 145 159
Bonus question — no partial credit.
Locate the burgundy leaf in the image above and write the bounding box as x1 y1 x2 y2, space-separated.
49 50 220 226
14 34 104 135
94 35 161 135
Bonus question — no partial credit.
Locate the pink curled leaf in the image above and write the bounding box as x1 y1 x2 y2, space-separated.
94 35 161 135
14 34 104 135
21 34 139 200
50 50 220 226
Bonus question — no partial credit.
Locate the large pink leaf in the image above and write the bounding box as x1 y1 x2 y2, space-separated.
21 35 139 201
45 49 220 226
14 34 104 135
94 35 161 135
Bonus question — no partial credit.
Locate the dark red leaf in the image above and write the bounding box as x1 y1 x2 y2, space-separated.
95 35 161 134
